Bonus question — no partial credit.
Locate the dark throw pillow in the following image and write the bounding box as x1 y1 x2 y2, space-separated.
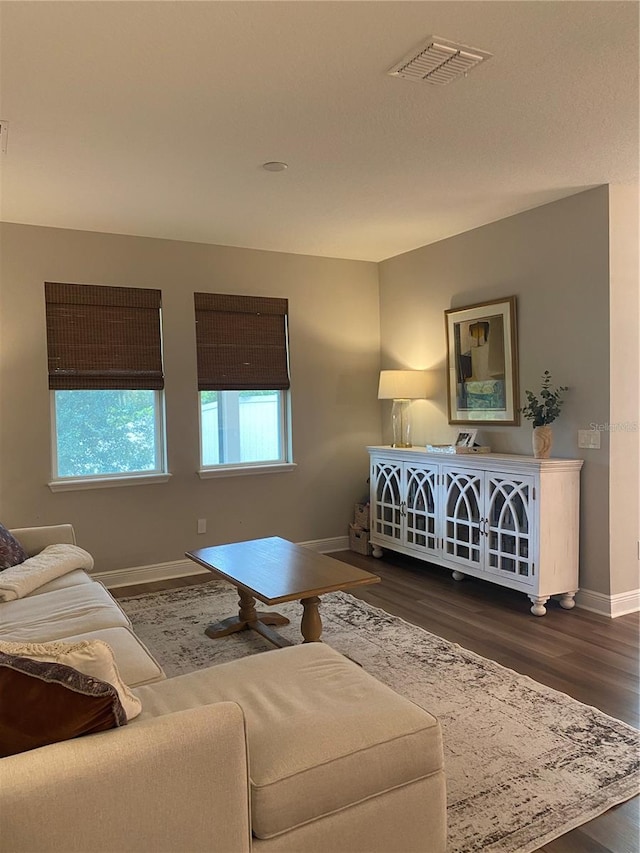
0 523 28 570
0 651 127 758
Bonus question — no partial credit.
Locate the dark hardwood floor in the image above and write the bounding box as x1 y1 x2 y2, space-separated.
113 548 639 853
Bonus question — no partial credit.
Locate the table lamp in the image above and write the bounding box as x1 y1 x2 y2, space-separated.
378 370 430 448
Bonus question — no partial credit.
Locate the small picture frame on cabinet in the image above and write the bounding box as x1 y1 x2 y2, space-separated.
455 429 477 448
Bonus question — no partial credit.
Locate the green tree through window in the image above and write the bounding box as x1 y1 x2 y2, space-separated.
55 390 159 477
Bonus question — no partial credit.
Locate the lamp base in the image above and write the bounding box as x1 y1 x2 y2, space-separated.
391 399 412 448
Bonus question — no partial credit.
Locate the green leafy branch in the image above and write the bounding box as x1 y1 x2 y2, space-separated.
520 371 568 427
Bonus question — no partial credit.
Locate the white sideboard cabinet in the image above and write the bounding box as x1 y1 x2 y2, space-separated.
367 446 583 616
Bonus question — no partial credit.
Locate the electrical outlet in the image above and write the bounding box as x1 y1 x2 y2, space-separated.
197 518 207 534
577 429 600 449
0 121 8 154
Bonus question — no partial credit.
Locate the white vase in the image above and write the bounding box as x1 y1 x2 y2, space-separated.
532 426 553 459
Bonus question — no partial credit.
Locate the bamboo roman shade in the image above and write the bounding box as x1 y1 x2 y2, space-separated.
194 293 290 391
45 282 164 390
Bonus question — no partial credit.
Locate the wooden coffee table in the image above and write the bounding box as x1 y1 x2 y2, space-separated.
185 536 380 648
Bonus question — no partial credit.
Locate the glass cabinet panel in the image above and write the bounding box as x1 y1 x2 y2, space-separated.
443 470 482 566
404 465 438 552
373 462 402 541
486 476 534 579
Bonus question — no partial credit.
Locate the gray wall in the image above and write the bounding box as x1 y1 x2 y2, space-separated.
378 187 611 595
608 184 640 596
0 223 381 572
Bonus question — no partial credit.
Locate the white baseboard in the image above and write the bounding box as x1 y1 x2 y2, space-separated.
575 587 640 618
301 535 350 554
94 536 350 589
94 558 206 589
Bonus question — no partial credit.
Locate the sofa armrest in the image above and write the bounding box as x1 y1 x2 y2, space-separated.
10 524 77 557
0 702 251 853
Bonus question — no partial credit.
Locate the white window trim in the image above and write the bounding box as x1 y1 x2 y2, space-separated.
50 389 168 484
48 473 172 492
197 462 296 480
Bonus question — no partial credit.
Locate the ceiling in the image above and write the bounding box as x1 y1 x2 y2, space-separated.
0 1 638 262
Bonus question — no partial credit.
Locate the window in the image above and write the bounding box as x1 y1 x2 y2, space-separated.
45 282 166 484
194 293 291 470
200 390 286 465
52 390 163 478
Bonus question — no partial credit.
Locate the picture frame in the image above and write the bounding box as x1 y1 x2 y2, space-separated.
455 429 477 448
445 296 519 425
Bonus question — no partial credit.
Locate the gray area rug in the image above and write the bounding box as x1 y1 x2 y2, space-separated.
120 581 639 853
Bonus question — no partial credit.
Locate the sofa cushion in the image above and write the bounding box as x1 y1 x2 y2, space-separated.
0 583 131 642
57 627 165 687
0 523 28 570
134 643 444 839
9 524 76 557
26 568 95 596
0 650 126 757
0 638 142 720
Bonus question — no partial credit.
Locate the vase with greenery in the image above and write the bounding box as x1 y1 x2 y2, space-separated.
520 371 567 458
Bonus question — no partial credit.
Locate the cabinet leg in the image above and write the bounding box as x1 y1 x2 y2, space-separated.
559 592 577 610
452 570 465 582
528 595 549 617
372 545 383 559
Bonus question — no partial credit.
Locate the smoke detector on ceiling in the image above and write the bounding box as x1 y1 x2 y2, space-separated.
388 36 492 85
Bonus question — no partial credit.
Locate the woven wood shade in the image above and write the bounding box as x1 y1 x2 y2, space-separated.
45 282 164 390
194 293 290 391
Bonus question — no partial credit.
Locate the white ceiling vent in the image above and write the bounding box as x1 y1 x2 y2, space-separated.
388 37 492 85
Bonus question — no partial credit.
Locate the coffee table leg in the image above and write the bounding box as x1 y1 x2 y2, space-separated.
238 588 257 622
300 596 322 643
205 587 289 640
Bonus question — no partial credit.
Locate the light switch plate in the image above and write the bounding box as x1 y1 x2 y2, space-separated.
578 429 601 449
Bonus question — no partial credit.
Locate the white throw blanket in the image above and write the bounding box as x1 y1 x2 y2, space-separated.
0 544 94 602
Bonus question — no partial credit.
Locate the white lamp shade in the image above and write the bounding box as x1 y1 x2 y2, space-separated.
378 370 430 400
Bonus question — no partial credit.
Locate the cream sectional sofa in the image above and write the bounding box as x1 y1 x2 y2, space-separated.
1 524 165 686
0 525 447 853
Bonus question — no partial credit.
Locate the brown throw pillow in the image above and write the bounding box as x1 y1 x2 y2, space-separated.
0 523 28 570
0 639 142 720
0 651 127 758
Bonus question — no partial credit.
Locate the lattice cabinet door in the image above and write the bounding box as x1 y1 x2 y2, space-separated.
404 464 439 555
484 475 535 584
371 459 403 545
442 468 483 569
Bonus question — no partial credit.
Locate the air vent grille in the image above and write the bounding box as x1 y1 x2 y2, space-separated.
388 37 492 85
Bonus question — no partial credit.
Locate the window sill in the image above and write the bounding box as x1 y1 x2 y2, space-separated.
48 473 172 493
198 462 297 479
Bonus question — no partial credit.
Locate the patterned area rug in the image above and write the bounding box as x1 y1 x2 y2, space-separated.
120 581 639 853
